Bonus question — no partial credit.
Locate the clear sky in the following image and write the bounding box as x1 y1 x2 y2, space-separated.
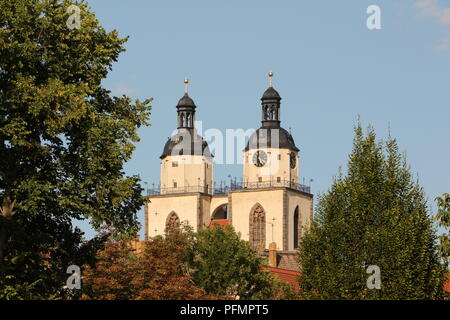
76 0 450 239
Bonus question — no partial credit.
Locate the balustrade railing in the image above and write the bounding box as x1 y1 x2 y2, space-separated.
147 179 311 196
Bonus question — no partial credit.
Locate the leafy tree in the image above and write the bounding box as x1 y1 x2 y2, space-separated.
436 194 450 268
82 226 297 300
188 225 284 299
298 124 445 299
251 273 299 300
0 0 151 299
81 230 222 300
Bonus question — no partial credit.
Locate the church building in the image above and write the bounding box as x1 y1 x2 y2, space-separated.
145 72 313 266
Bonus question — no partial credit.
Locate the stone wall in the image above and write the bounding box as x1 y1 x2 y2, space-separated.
260 249 299 272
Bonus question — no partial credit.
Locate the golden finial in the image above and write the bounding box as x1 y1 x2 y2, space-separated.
268 71 274 87
184 77 189 94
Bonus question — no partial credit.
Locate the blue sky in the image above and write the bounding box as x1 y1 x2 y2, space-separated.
77 0 450 238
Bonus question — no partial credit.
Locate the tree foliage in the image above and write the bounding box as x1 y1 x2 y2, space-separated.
0 0 151 298
298 124 445 299
436 193 450 268
82 226 298 300
81 230 223 300
188 225 290 299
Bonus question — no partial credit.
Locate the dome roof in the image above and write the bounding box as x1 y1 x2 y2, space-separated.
261 87 281 100
160 128 212 159
245 126 299 151
177 93 196 108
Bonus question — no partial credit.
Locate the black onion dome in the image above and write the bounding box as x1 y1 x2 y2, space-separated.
160 128 212 159
261 87 281 100
245 126 299 151
177 93 196 108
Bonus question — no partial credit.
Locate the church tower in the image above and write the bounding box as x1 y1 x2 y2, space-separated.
159 78 213 194
146 74 313 256
145 79 214 239
243 72 299 187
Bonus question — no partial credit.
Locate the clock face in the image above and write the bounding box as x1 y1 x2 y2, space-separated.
252 150 268 167
290 152 296 169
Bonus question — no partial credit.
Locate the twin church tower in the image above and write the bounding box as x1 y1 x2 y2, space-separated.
145 72 313 253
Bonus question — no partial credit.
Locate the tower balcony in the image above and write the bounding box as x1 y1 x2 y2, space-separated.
213 179 311 195
146 179 311 196
147 185 213 196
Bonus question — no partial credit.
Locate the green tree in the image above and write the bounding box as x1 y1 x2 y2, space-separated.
436 194 450 268
0 0 151 299
81 230 219 300
188 225 289 299
298 124 445 300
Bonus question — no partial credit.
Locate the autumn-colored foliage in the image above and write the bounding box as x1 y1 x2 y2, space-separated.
81 231 223 300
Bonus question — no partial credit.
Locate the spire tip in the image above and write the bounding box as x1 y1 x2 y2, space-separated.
184 77 189 93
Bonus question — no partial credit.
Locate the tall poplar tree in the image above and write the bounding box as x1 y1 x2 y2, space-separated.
0 0 151 298
436 194 450 268
298 124 445 299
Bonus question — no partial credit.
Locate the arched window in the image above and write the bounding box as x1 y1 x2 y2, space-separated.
180 114 185 127
264 106 270 120
186 113 191 127
212 204 228 220
293 206 301 249
165 211 180 233
269 105 277 120
249 204 266 250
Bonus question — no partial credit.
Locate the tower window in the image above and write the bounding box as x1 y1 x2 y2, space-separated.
277 177 281 183
186 113 191 127
258 177 262 183
278 154 281 160
180 114 185 127
172 161 178 167
250 204 266 250
173 182 177 188
166 212 180 234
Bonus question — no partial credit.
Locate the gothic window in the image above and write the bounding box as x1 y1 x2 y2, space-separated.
249 204 266 250
165 212 180 233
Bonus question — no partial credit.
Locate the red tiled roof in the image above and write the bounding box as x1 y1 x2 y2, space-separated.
261 270 450 295
445 274 450 293
209 219 229 229
261 266 300 291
